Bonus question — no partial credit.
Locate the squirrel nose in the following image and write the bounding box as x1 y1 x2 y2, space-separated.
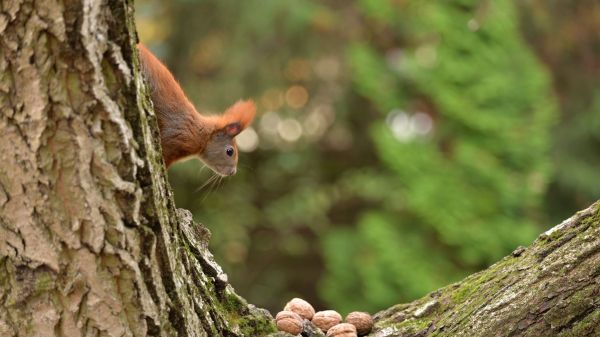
228 167 237 176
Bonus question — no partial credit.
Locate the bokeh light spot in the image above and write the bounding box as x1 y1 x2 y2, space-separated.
304 111 327 140
278 118 303 142
260 111 281 135
237 127 259 152
285 85 309 109
387 110 434 141
413 112 433 135
468 19 480 32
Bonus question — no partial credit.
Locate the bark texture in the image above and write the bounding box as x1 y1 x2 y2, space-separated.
0 0 274 336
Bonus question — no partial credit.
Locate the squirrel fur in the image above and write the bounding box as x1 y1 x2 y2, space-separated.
137 43 256 176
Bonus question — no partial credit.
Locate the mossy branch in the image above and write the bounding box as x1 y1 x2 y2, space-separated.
364 202 600 337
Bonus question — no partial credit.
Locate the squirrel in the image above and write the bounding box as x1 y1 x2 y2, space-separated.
137 43 256 176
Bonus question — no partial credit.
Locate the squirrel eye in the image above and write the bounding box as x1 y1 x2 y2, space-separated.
226 146 234 157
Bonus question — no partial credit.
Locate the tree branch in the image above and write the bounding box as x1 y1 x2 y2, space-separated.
367 202 600 337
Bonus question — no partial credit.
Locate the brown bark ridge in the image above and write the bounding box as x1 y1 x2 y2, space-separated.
365 202 600 337
0 0 274 336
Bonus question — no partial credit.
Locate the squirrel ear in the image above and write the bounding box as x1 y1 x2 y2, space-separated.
225 122 242 137
220 100 256 131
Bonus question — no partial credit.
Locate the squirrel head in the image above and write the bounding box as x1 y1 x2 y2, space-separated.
200 100 256 176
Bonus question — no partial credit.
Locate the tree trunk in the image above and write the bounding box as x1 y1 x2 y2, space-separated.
0 0 274 336
0 1 598 337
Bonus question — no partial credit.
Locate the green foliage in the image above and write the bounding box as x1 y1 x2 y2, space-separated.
321 212 456 312
318 0 557 312
136 0 596 314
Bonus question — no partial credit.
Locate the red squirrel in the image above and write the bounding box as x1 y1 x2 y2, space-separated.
137 43 256 176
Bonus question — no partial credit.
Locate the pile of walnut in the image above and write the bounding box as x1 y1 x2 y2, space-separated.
275 298 374 337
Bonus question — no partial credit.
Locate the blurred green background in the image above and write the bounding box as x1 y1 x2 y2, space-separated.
135 0 600 314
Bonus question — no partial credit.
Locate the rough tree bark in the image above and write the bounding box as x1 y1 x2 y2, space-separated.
0 0 274 336
0 1 598 337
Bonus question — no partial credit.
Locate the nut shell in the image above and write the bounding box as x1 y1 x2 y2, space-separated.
312 310 342 332
345 312 373 336
275 310 303 335
326 323 357 337
283 298 315 320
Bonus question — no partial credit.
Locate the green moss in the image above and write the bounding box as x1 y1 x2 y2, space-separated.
223 291 247 313
222 291 276 335
546 286 596 330
451 273 489 303
547 229 563 242
556 309 600 337
237 313 277 336
389 316 433 335
410 317 432 331
581 203 600 229
34 272 55 295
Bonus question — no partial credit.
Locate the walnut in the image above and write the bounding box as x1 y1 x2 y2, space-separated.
345 312 373 335
326 323 357 337
275 310 303 335
312 310 342 332
284 298 315 320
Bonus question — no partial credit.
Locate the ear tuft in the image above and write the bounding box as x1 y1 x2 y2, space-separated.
219 100 256 131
